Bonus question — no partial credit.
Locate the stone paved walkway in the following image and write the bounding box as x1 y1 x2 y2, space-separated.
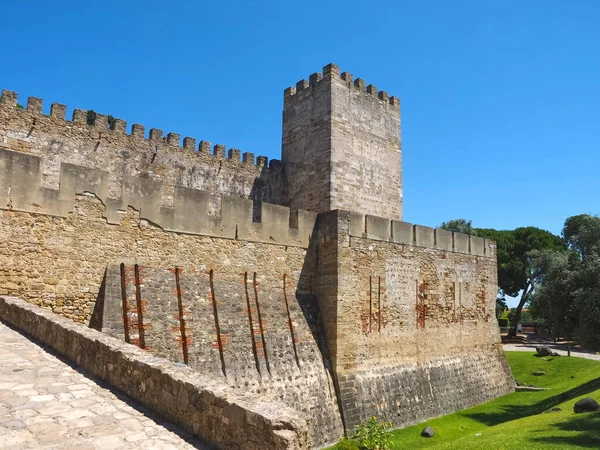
0 321 208 449
503 343 600 361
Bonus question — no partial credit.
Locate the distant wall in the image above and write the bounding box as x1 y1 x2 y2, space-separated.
0 148 343 447
0 90 284 215
315 210 514 429
0 296 311 450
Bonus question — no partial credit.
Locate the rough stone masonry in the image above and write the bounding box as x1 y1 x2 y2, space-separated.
0 63 515 448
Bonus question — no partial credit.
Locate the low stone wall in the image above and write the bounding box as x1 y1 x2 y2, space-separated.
0 296 311 450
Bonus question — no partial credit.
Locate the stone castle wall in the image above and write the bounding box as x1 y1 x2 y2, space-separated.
0 296 311 450
0 148 342 447
0 64 514 448
0 90 284 217
0 148 512 446
315 210 514 428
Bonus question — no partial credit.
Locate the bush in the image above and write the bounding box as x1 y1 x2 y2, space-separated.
353 416 392 450
498 318 509 327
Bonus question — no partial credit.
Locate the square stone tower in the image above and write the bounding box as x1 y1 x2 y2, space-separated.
282 63 402 220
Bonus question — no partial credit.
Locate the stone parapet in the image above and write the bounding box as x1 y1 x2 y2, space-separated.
0 296 311 450
348 212 495 257
0 149 316 248
284 63 400 111
0 90 275 168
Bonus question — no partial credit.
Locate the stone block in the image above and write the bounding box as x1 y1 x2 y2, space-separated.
365 215 390 241
470 236 485 256
435 229 452 251
391 220 413 244
454 233 469 254
348 213 365 237
414 225 434 248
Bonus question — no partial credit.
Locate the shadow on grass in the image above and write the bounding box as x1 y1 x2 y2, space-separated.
529 411 600 448
465 377 600 426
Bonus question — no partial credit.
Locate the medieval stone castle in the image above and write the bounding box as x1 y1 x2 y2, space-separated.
0 63 514 448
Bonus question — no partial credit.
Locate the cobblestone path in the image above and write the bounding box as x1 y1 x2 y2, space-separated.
0 321 208 449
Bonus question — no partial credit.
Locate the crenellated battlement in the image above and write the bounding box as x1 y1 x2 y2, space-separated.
0 90 275 168
347 212 495 257
284 63 400 110
282 63 403 220
0 149 315 248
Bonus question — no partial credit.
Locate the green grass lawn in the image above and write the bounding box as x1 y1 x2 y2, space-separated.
331 351 600 449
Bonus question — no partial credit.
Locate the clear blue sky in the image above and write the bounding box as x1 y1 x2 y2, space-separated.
2 1 599 240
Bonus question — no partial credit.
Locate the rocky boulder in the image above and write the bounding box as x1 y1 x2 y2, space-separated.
421 426 435 437
574 397 600 413
536 346 559 357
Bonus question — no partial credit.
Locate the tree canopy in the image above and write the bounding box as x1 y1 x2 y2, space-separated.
475 226 565 337
531 214 600 349
441 216 600 346
439 219 476 235
441 219 565 337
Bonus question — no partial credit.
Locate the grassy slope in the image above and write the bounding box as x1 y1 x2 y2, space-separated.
385 351 600 449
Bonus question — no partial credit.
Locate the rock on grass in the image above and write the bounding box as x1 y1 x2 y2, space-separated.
421 426 434 437
574 397 600 413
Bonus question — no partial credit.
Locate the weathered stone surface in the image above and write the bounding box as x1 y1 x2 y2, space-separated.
0 93 284 213
0 321 207 449
314 210 514 429
574 397 600 414
0 179 341 447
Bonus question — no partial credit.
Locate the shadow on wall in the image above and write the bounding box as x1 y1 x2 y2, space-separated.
89 270 107 332
249 161 283 222
295 227 347 433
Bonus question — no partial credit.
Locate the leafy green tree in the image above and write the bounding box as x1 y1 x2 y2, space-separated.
531 214 600 348
496 296 508 319
476 227 565 337
529 250 577 340
563 214 600 258
439 218 476 235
